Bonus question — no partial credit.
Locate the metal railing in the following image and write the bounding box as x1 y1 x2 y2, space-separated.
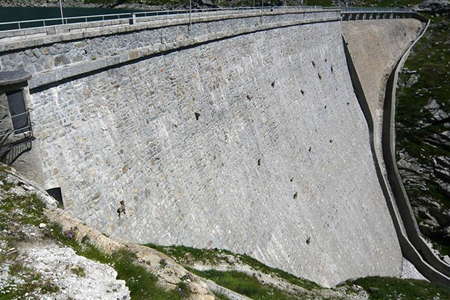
10 110 32 134
0 5 418 33
341 7 414 13
0 12 131 31
0 6 325 32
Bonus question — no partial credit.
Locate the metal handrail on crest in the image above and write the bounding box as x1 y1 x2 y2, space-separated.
0 6 325 32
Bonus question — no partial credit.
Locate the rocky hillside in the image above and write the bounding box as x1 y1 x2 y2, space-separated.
0 166 215 300
396 10 450 258
1 166 449 299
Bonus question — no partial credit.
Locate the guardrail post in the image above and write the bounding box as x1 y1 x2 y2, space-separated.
189 0 192 32
129 13 136 25
260 0 263 23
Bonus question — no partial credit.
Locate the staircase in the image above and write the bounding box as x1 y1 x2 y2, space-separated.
0 136 34 165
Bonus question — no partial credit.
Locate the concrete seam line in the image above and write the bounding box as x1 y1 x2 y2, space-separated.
382 18 450 278
29 17 340 90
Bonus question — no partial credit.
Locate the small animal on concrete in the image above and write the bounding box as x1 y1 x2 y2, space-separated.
64 227 77 239
117 200 126 218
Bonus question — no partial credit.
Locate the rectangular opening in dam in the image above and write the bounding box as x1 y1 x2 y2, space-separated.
6 89 29 134
46 187 64 207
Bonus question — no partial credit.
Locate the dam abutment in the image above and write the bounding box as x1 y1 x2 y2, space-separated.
343 16 450 286
343 24 450 286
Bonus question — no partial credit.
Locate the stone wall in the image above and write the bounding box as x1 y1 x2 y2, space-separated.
8 12 408 286
0 9 338 77
0 93 11 135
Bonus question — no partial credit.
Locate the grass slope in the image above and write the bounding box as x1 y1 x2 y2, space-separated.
145 243 320 290
350 276 450 300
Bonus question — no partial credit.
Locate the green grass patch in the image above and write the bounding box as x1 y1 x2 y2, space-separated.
190 269 300 300
238 253 320 290
213 291 231 300
144 243 320 290
145 243 236 264
0 193 46 232
350 276 450 300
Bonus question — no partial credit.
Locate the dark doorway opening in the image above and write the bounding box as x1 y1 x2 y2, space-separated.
46 187 64 207
6 89 30 134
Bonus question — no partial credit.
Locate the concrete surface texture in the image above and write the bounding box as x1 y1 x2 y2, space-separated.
22 17 405 286
342 19 423 139
342 18 425 277
0 10 339 73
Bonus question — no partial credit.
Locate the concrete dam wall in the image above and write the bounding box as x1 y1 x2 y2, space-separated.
0 9 424 287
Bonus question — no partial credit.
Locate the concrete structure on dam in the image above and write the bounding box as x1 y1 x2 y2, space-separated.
1 7 447 287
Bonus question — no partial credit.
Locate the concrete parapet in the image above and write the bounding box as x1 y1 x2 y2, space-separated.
0 9 339 81
28 15 339 90
0 18 130 40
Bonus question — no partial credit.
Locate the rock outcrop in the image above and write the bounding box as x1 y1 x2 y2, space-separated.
395 13 450 258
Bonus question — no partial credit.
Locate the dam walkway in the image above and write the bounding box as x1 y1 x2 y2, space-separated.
0 6 422 39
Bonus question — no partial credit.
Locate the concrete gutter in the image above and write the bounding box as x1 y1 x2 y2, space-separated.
381 18 450 286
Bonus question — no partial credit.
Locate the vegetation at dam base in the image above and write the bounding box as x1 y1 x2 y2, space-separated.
0 167 182 299
1 167 449 299
144 243 321 290
396 11 450 258
348 276 450 300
